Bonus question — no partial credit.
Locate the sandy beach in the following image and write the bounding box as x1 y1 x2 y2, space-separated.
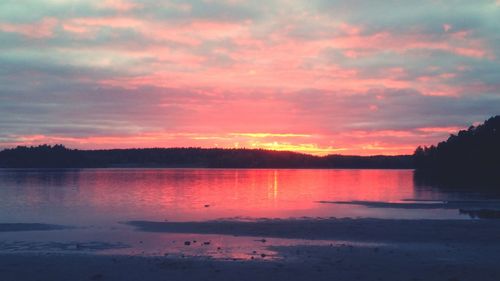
1 217 500 281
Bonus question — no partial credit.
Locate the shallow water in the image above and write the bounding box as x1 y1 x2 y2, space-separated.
0 226 383 260
0 168 497 259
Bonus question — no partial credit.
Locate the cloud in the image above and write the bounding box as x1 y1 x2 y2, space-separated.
0 0 498 155
0 17 58 38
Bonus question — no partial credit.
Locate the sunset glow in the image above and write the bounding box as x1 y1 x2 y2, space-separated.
1 1 499 155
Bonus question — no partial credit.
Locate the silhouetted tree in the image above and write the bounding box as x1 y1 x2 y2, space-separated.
413 115 500 181
0 145 413 169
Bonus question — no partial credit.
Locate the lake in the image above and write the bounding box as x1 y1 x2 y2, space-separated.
0 168 498 259
0 168 496 225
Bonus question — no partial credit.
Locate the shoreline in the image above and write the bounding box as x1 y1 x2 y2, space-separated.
125 218 500 243
1 238 499 281
2 217 500 280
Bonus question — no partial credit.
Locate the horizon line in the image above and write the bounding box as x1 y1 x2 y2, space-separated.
0 144 414 158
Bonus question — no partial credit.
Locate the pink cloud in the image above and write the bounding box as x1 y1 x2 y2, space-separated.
99 0 142 11
2 2 498 156
51 14 492 97
0 18 58 38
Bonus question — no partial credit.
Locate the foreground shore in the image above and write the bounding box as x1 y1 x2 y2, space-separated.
1 243 499 281
2 218 500 281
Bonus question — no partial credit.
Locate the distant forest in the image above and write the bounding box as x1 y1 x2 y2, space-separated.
1 115 498 170
0 146 412 169
414 115 500 181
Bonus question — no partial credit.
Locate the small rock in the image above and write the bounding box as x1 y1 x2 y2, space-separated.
184 241 191 246
261 254 266 258
203 241 211 245
204 204 210 207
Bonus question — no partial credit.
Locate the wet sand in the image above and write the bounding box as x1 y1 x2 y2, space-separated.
126 218 500 243
0 223 68 232
1 218 500 281
319 200 500 219
319 199 500 210
1 240 499 281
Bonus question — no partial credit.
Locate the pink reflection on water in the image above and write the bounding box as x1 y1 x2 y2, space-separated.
0 169 422 224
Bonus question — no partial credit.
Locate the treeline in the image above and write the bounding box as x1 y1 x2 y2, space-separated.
0 145 412 169
2 116 498 171
414 115 500 180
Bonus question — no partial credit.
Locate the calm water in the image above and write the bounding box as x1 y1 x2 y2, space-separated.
0 168 494 225
0 168 497 259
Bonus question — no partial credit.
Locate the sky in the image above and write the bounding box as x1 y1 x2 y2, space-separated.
1 0 499 155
